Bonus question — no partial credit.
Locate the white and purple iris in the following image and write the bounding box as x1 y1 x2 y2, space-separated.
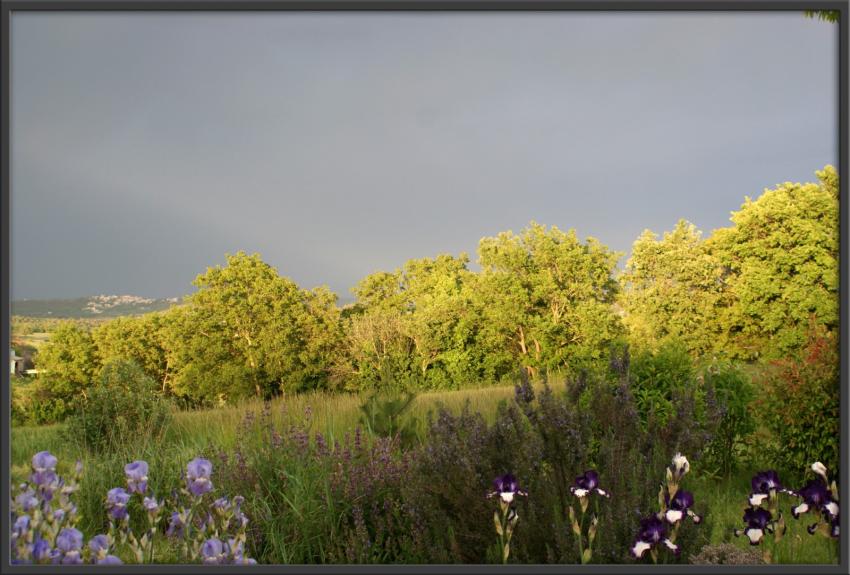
664 489 701 525
734 507 773 545
630 515 679 559
670 453 689 482
489 473 528 503
187 458 214 497
792 477 839 538
748 470 793 506
124 460 149 495
569 470 610 499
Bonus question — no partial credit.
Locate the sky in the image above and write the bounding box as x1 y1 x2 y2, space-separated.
10 12 839 301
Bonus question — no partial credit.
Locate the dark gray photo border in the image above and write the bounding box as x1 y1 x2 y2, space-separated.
0 2 846 573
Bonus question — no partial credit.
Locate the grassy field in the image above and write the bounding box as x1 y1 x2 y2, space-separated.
10 384 838 565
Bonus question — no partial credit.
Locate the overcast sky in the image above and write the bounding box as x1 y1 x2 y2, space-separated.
11 12 838 301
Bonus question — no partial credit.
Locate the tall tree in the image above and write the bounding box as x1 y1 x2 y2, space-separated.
710 166 839 359
619 220 727 356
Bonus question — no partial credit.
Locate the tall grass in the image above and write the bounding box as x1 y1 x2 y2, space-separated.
10 382 837 565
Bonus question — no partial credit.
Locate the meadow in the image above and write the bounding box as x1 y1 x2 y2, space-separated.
10 380 839 565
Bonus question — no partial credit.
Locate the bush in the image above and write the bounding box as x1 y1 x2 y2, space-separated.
629 340 695 428
67 359 172 452
700 362 756 477
690 542 764 565
11 377 72 425
756 323 839 477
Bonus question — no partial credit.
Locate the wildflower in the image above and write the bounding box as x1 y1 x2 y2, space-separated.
734 507 773 545
201 537 226 564
187 458 214 497
124 460 149 494
143 496 161 513
630 515 679 559
31 451 58 484
812 461 828 481
792 479 833 519
489 473 527 503
55 527 84 564
15 488 38 512
97 555 123 565
32 538 51 562
213 497 231 515
570 470 610 499
88 534 110 562
167 510 186 538
106 487 131 521
670 453 689 482
748 470 794 506
13 515 31 538
664 490 701 525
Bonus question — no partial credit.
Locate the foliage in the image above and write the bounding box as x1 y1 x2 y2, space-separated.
700 362 756 477
358 391 420 448
755 323 840 476
709 166 839 360
804 9 839 23
628 340 696 429
67 359 173 453
34 322 99 406
93 314 169 388
620 220 726 356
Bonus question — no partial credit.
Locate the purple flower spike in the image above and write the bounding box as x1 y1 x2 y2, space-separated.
187 458 214 497
489 473 527 503
570 469 610 499
201 538 225 564
56 528 83 552
124 460 149 494
106 487 131 521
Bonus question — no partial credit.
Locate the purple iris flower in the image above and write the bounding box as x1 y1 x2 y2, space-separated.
630 515 679 558
124 460 149 494
30 451 58 491
32 538 51 562
143 497 161 513
187 458 214 497
735 507 773 545
201 538 225 564
15 488 38 512
106 487 131 521
570 470 610 499
489 473 528 503
665 490 701 524
167 511 186 538
792 479 834 519
97 555 123 565
56 528 83 552
13 515 30 537
213 497 231 514
89 534 110 558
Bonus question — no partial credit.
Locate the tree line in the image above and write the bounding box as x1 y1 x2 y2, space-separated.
22 166 838 412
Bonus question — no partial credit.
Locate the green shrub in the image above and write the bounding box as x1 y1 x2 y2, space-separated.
67 358 173 452
358 391 420 448
628 340 695 428
700 361 756 477
756 323 839 477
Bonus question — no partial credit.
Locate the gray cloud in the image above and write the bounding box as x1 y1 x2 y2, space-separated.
11 12 837 299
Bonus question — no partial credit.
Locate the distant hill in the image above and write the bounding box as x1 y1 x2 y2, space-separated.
12 294 181 319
